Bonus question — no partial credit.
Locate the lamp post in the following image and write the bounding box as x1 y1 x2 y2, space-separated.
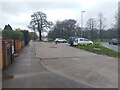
81 11 85 37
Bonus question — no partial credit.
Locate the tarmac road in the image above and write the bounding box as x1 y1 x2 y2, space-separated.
100 42 119 52
2 42 92 88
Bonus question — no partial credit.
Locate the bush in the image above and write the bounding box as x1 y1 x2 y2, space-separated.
2 30 13 39
21 30 30 45
2 24 30 45
2 29 23 40
12 30 23 40
29 32 38 40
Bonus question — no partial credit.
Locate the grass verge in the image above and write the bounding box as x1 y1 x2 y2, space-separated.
76 43 119 58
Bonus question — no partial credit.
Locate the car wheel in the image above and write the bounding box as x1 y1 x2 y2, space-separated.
70 43 73 46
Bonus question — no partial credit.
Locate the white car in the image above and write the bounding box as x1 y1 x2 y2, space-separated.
73 38 93 45
55 38 67 43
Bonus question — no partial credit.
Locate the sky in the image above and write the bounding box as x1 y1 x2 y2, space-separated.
0 0 119 32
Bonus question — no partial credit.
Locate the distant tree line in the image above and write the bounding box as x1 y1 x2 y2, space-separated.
47 12 118 41
27 11 118 41
2 24 38 45
81 28 118 40
48 22 118 41
48 19 78 40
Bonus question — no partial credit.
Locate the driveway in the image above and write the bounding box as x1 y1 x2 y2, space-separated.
35 42 118 88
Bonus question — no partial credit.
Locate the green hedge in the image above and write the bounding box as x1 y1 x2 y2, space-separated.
21 30 30 45
2 30 23 40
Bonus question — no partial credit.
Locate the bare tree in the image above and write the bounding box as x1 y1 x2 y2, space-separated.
97 12 106 41
28 11 53 41
87 18 96 41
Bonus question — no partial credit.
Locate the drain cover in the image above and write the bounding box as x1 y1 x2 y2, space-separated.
2 75 14 80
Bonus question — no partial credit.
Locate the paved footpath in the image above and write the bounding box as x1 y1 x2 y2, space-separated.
2 42 92 88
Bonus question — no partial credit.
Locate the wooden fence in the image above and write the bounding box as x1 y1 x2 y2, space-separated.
14 40 24 53
1 39 24 70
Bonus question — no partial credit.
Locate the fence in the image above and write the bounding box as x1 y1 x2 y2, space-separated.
14 40 24 53
2 40 14 69
1 39 24 70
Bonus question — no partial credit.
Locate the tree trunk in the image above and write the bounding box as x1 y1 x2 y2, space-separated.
38 22 42 41
91 29 93 41
39 30 41 41
99 29 103 41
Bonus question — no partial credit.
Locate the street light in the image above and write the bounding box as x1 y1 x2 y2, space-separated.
81 11 85 37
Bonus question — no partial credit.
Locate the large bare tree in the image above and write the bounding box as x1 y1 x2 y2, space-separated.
29 11 53 41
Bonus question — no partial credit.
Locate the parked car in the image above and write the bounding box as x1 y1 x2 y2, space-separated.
73 38 93 46
68 37 78 46
55 38 67 43
109 38 119 45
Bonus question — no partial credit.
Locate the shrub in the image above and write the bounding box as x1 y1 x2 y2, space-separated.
2 29 23 40
21 30 30 45
29 32 38 40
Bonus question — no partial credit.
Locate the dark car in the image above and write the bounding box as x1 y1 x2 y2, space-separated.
68 37 78 46
109 38 119 45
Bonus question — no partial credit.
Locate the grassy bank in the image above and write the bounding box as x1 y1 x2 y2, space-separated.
76 43 119 58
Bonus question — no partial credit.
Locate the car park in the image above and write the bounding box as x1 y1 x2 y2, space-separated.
55 38 67 43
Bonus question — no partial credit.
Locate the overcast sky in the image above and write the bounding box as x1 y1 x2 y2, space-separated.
0 0 119 31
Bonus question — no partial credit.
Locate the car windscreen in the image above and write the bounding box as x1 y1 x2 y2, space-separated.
80 39 83 41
